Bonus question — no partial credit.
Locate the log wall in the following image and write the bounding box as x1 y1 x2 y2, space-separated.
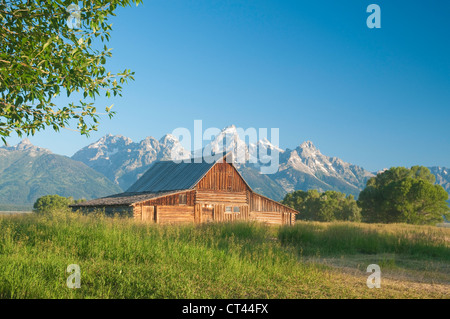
213 204 250 222
132 190 195 220
249 193 296 225
142 191 195 206
196 162 249 192
156 206 194 224
195 190 247 204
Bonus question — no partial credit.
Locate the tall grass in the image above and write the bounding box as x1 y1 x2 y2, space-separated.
278 221 450 260
0 211 448 299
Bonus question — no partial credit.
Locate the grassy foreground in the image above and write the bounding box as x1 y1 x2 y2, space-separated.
0 211 448 299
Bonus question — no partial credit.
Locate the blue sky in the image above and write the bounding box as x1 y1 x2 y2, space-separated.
6 0 450 172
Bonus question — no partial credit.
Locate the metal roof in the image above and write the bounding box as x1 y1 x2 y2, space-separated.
70 190 183 207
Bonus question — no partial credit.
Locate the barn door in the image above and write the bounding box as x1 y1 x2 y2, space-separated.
142 206 154 222
201 204 214 223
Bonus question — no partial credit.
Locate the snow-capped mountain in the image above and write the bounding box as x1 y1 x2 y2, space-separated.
272 141 375 196
200 124 283 166
4 126 450 203
71 133 190 190
1 138 51 156
71 125 375 198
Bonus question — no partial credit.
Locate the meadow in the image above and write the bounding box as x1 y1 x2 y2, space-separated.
0 211 448 299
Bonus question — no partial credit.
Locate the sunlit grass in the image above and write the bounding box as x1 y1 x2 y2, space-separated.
0 212 448 299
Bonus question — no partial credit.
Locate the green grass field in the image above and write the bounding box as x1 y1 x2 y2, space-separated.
0 211 448 299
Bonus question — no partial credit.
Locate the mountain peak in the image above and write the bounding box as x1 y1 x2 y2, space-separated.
222 124 237 131
90 134 133 149
300 141 317 150
159 133 179 144
16 138 32 149
257 137 284 153
1 138 50 154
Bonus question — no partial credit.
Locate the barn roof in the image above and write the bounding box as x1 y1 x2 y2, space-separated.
71 190 184 207
126 160 214 193
125 152 251 193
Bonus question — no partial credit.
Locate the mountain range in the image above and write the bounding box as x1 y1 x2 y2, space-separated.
0 139 121 207
1 125 450 207
71 133 190 191
70 125 450 200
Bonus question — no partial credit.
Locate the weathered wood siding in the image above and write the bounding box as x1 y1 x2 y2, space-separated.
249 211 281 225
196 162 249 192
142 191 195 206
132 191 195 220
249 193 296 225
156 206 194 224
215 204 250 222
141 205 154 222
195 190 247 204
194 203 250 223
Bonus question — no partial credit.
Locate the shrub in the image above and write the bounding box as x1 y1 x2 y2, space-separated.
33 195 74 215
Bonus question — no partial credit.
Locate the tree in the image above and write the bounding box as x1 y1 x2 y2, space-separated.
33 194 74 214
358 166 450 224
0 0 141 143
282 189 362 222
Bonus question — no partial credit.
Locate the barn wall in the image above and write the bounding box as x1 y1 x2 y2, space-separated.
250 193 296 213
133 204 155 222
139 190 195 206
84 193 296 225
196 162 249 192
156 206 194 224
249 193 296 225
195 190 247 204
249 211 282 225
133 190 195 220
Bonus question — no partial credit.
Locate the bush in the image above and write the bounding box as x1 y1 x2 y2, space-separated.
33 195 75 215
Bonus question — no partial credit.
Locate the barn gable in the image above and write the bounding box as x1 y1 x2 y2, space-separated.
195 161 251 192
126 153 250 193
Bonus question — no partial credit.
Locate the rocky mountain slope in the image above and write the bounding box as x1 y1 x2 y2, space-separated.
429 166 450 195
72 133 190 190
272 141 375 196
0 139 122 206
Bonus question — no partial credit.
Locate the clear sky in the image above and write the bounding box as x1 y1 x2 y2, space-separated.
5 0 450 172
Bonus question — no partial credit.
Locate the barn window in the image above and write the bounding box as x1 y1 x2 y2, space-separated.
233 206 240 213
225 206 232 213
179 194 187 205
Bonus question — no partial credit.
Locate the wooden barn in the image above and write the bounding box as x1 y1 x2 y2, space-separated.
71 153 298 225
